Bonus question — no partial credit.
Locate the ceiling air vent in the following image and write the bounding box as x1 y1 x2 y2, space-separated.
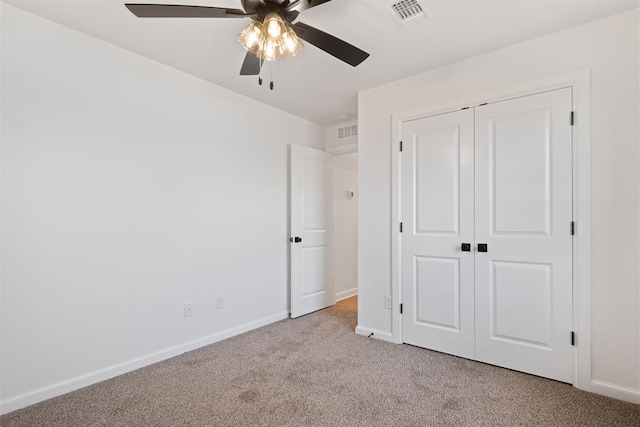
387 0 430 27
337 124 358 140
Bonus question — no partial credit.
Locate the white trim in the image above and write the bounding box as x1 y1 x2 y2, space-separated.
325 143 358 155
336 288 358 302
638 4 640 403
589 380 640 404
571 71 592 395
0 3 3 416
390 117 403 344
0 311 289 415
391 70 597 391
637 5 640 407
355 326 395 343
392 71 590 126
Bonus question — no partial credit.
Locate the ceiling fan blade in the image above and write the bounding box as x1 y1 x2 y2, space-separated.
125 4 249 18
284 0 331 14
292 22 369 67
306 0 333 9
239 52 262 76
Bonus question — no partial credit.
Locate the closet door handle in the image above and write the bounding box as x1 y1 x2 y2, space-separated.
477 243 488 253
461 243 471 252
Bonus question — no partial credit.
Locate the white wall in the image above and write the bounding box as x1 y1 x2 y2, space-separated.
358 10 639 402
0 4 323 413
332 153 358 301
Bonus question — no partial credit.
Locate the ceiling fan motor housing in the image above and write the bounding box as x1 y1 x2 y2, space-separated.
242 0 306 22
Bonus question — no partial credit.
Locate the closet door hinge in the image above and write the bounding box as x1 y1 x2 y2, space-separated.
400 303 403 314
570 111 575 126
399 222 403 233
571 331 576 346
399 141 403 152
571 221 575 236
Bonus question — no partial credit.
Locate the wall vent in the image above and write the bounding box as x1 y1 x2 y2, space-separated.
387 0 430 27
337 124 358 140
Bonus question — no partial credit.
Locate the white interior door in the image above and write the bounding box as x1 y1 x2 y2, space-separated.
474 88 573 383
290 144 333 318
401 109 476 359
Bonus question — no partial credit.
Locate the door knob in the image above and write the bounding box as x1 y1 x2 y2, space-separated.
461 243 471 252
477 243 488 252
289 237 302 243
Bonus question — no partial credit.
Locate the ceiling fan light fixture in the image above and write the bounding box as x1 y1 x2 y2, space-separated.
238 13 303 62
127 1 370 76
261 39 282 61
264 12 285 38
238 20 263 54
282 26 303 57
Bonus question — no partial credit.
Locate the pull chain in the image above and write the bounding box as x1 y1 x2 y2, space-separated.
256 58 275 91
270 61 274 91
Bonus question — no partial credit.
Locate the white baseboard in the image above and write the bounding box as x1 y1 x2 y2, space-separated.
336 288 357 302
587 380 640 404
355 325 397 343
0 311 289 415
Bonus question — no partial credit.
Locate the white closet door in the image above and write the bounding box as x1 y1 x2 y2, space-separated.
401 109 475 359
474 88 573 383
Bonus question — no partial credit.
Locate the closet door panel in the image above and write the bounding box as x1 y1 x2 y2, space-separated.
401 109 475 359
474 88 573 383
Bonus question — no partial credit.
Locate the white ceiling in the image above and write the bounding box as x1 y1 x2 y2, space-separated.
5 0 638 125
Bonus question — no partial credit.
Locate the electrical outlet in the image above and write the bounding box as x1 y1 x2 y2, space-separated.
384 295 392 309
184 302 194 317
216 295 224 309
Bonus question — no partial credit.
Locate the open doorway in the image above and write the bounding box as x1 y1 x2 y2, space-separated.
288 144 358 318
332 153 358 311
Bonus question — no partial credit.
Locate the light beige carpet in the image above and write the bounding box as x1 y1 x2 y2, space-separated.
2 304 639 426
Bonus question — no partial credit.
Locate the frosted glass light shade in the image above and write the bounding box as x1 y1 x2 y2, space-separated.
238 13 303 62
281 26 303 57
264 13 286 38
238 20 263 54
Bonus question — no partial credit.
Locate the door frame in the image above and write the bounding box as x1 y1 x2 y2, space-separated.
390 70 591 392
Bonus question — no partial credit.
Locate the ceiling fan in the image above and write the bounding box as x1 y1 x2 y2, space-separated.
125 0 370 76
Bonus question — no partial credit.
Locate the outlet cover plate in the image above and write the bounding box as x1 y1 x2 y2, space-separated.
384 295 392 309
184 302 194 317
